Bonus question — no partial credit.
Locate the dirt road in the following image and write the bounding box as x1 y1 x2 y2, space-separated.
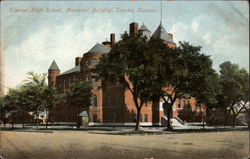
0 130 248 159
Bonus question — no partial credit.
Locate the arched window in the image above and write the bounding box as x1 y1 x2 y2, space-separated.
92 95 97 107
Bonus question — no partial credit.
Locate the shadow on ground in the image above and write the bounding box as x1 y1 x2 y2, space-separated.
0 126 248 136
88 127 249 136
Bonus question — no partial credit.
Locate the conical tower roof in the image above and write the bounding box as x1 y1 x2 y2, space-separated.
152 23 175 44
139 23 151 32
49 60 60 70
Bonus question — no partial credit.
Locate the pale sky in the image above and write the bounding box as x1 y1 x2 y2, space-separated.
1 1 249 93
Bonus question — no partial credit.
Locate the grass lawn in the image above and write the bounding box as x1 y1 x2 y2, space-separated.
0 129 249 159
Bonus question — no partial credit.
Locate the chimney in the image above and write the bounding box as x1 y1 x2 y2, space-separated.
168 33 173 39
75 57 82 66
110 33 115 46
130 22 138 36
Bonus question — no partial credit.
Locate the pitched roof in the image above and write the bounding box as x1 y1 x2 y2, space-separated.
87 43 111 54
139 23 151 32
49 60 60 70
60 65 80 76
152 23 175 44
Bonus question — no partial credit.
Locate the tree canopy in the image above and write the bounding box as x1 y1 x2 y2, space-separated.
65 81 92 128
216 61 249 126
95 32 218 130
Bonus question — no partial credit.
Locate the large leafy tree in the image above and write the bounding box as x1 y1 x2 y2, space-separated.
21 84 46 129
217 61 249 127
42 87 61 128
160 42 218 129
21 71 58 129
2 88 22 128
65 81 92 128
95 33 175 130
96 35 218 130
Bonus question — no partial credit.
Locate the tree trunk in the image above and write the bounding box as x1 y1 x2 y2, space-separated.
202 118 205 130
22 111 25 128
224 108 228 125
232 115 236 128
77 105 80 129
3 111 6 128
36 110 39 130
166 104 173 130
46 110 48 129
11 113 14 129
135 106 142 131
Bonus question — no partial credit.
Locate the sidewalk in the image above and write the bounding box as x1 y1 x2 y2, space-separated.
0 123 248 133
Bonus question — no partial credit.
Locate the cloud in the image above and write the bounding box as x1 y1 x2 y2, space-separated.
169 12 249 72
4 16 118 93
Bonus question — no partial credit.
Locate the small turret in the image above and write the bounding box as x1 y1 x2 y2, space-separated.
139 23 151 39
48 60 60 87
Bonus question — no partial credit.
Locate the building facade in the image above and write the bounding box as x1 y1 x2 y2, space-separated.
48 22 204 126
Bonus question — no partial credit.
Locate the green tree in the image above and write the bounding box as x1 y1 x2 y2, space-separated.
0 96 7 127
21 84 45 129
95 33 175 130
65 81 92 128
23 71 47 86
96 33 218 130
135 40 219 130
218 61 249 127
3 89 21 128
42 87 61 128
22 71 49 130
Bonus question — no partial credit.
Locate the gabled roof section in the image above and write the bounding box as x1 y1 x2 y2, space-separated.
152 23 175 44
49 60 60 70
60 65 80 76
87 43 111 54
139 23 151 32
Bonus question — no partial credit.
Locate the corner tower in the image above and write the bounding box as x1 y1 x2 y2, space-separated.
139 23 151 39
48 60 60 87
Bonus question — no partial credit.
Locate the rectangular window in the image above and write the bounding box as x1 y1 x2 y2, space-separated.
92 59 99 66
109 96 112 107
140 114 142 122
92 114 97 122
92 95 97 107
83 61 88 67
92 78 96 86
144 114 148 122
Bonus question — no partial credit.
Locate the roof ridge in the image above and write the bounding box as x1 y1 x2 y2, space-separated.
87 43 111 54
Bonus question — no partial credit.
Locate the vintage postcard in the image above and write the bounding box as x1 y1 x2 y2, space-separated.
0 0 249 159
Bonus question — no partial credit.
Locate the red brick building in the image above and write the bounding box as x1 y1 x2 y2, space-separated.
48 22 204 126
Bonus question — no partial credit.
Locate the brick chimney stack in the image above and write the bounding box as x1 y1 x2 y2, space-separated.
110 33 115 46
130 22 138 36
75 57 83 66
